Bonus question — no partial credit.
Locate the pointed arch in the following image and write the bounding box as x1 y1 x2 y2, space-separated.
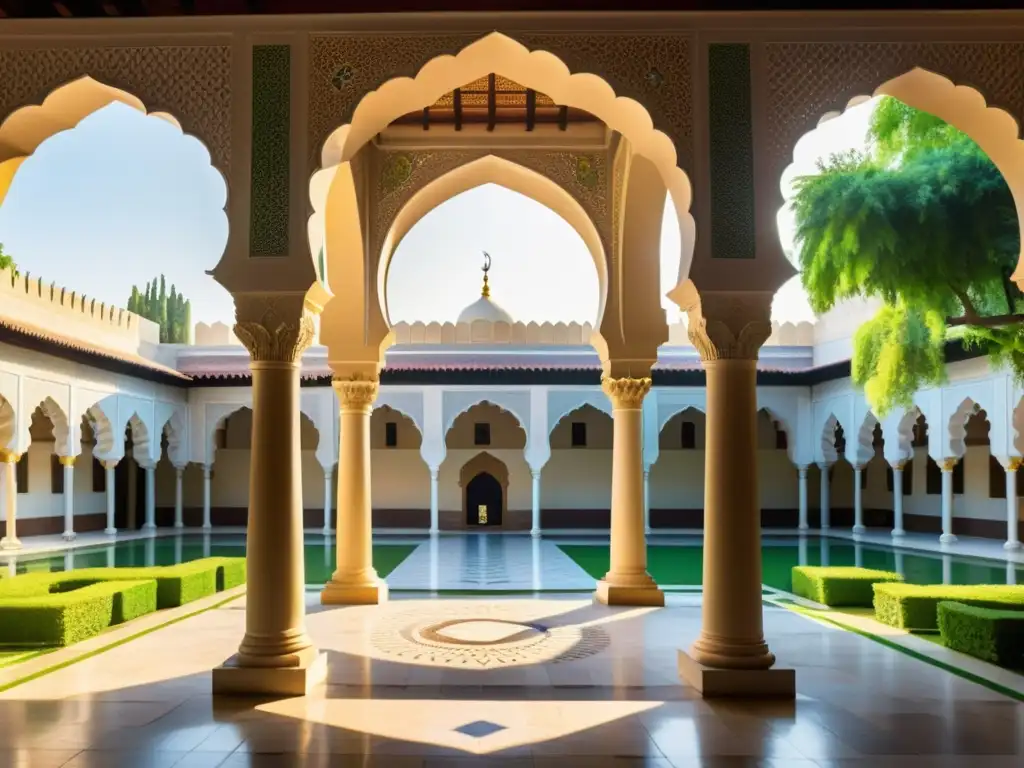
947 397 983 459
379 154 608 326
0 393 14 453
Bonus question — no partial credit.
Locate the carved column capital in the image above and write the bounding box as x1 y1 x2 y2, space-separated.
58 456 76 468
673 284 774 362
0 449 19 464
102 460 119 471
333 377 379 414
1007 457 1023 472
602 376 651 410
233 293 316 364
940 457 959 472
890 460 908 471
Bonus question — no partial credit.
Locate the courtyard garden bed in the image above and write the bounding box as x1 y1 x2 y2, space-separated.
791 565 903 607
938 601 1024 670
0 557 246 648
872 582 1024 632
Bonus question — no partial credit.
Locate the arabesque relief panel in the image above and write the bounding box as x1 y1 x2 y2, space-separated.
0 45 233 176
762 41 1024 189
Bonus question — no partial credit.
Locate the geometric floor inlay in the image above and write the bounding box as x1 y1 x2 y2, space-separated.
370 601 610 667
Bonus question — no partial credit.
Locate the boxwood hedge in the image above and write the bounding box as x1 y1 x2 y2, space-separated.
0 557 246 648
873 583 1024 632
791 566 904 607
937 601 1024 669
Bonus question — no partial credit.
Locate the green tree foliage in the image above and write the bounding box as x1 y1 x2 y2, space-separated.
0 243 17 276
791 96 1022 416
126 275 192 344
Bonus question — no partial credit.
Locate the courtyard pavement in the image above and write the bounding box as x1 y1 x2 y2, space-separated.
0 590 1021 767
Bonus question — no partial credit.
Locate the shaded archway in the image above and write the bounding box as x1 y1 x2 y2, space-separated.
370 404 430 529
545 403 614 529
650 406 706 529
459 452 509 528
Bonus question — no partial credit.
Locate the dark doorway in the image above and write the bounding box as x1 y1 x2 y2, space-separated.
466 472 503 526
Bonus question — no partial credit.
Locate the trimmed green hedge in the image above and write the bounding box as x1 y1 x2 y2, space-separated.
0 580 157 647
792 566 904 607
938 601 1024 669
873 583 1024 632
0 557 246 648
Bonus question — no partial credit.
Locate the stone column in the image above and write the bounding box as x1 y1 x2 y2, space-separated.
429 467 440 534
818 462 831 531
797 466 809 531
643 467 652 535
595 377 663 607
103 460 118 535
212 304 325 696
60 456 76 541
202 465 212 529
0 451 20 551
675 291 793 697
321 378 387 605
852 465 866 534
530 469 542 537
940 458 958 545
1004 457 1021 551
322 466 334 536
173 465 185 529
891 461 906 538
142 464 157 531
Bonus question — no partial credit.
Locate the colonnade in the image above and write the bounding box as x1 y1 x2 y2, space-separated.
807 455 1022 550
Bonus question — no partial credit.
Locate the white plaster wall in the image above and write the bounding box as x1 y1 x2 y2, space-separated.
15 440 105 520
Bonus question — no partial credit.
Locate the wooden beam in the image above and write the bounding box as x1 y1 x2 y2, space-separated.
422 107 430 131
525 89 536 132
558 105 568 131
487 73 496 132
453 88 463 131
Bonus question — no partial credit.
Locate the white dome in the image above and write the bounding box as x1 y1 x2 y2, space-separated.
457 295 514 325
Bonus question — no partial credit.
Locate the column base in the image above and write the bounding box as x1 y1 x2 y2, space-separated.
212 647 327 697
891 529 905 538
173 522 184 530
103 527 117 536
595 579 664 607
797 523 810 532
852 525 867 535
320 579 388 606
530 529 541 538
202 524 213 531
939 533 958 545
0 536 21 551
62 531 76 542
678 650 795 698
1004 540 1022 551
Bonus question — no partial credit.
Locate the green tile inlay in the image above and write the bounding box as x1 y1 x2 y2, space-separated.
250 45 291 257
708 44 755 260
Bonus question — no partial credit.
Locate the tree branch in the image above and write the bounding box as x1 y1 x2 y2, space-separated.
950 284 980 321
946 313 1024 328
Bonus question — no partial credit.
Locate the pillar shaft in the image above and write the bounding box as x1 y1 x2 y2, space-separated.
852 466 865 534
237 360 313 665
0 453 20 550
643 468 651 535
173 466 184 529
60 457 75 541
202 466 212 529
596 377 662 606
104 461 117 535
940 459 958 544
322 467 334 535
429 468 439 534
891 463 905 537
530 470 541 537
818 463 831 530
321 379 387 605
690 359 773 670
1005 458 1021 550
797 466 809 531
142 465 156 530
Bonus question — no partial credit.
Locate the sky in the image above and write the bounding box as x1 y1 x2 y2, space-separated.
0 97 880 329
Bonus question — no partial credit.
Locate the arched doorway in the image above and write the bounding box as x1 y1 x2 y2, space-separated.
466 472 503 527
458 452 510 530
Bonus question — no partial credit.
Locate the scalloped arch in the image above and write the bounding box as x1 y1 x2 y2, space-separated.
444 398 528 441
947 396 983 459
657 405 706 436
372 403 424 439
310 31 694 291
0 393 13 450
379 154 608 327
548 400 613 437
820 413 843 463
84 401 116 458
0 75 227 211
778 67 1024 285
